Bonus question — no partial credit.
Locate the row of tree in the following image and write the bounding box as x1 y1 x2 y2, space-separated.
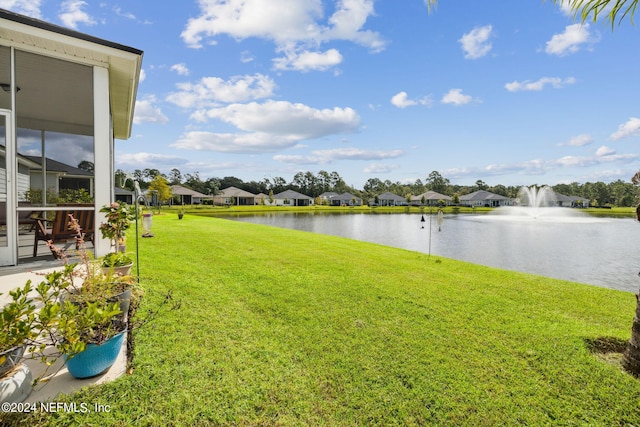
115 168 640 207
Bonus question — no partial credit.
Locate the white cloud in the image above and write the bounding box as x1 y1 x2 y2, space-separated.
180 0 384 73
610 117 640 140
364 163 398 174
558 1 573 16
0 0 42 18
596 145 615 157
559 134 593 147
441 88 474 106
390 91 431 108
166 74 276 108
556 152 636 167
139 69 146 83
273 48 343 72
112 6 136 21
272 154 326 165
172 131 299 153
181 0 385 57
311 147 403 161
117 152 187 167
133 97 169 125
505 77 576 92
459 25 493 59
196 100 360 139
445 149 638 180
545 23 596 56
240 51 255 63
172 100 360 153
170 63 190 76
322 0 385 52
274 147 402 165
181 0 322 48
59 0 96 29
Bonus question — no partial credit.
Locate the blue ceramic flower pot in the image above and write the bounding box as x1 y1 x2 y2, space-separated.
64 331 125 379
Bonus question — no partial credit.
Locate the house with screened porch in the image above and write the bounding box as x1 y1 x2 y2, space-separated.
0 8 143 266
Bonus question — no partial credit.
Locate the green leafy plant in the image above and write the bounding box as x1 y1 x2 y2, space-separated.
102 252 134 268
28 268 125 360
48 219 137 305
57 188 94 204
0 282 37 370
99 202 136 247
54 301 125 358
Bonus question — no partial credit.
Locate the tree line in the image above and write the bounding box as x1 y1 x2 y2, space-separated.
115 168 639 207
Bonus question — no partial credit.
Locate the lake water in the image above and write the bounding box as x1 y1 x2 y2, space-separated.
224 211 640 293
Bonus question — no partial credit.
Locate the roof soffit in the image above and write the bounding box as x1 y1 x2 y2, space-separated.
0 12 142 140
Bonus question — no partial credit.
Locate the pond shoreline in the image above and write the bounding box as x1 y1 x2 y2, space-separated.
210 210 640 293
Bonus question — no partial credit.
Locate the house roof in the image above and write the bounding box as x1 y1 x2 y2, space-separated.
25 155 92 177
554 192 589 203
219 187 256 198
115 187 134 196
274 189 313 200
378 192 406 201
319 192 339 198
460 190 509 201
331 192 362 201
171 185 207 197
0 8 143 139
413 190 452 201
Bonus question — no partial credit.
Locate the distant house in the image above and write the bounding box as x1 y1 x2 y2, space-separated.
374 192 407 206
553 192 590 208
26 156 94 196
411 191 452 206
270 189 314 206
328 192 363 206
254 193 269 205
318 192 339 205
171 185 208 205
213 186 257 206
115 187 134 204
460 190 512 207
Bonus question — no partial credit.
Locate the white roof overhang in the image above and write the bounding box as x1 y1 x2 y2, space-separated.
0 9 143 139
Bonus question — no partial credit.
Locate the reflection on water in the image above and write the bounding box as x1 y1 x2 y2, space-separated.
225 212 640 293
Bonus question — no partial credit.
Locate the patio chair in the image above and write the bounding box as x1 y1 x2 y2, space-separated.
33 207 95 258
0 202 38 228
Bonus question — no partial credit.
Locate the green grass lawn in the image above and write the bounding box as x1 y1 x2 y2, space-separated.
6 213 640 426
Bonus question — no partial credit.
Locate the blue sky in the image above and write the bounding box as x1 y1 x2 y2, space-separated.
4 0 640 188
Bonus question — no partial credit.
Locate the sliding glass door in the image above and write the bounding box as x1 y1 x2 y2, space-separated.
0 111 15 265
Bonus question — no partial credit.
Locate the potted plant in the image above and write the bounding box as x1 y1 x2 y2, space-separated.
178 206 186 219
55 300 126 379
99 202 136 252
0 273 77 401
0 281 38 403
28 268 127 379
49 215 138 324
102 252 134 276
31 214 179 380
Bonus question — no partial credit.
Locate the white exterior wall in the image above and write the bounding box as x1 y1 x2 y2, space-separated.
1 168 31 201
16 170 29 201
